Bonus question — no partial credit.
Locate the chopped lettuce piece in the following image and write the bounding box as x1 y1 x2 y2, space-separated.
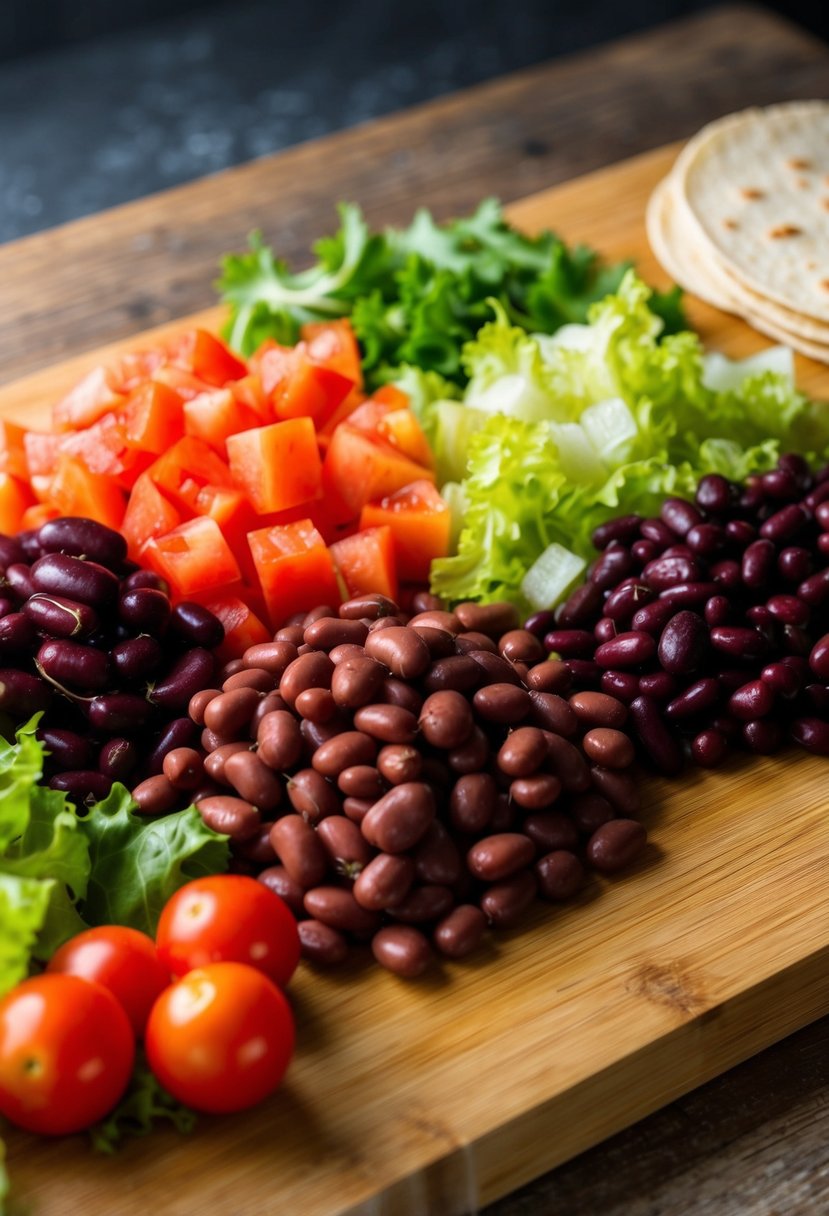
521 545 587 611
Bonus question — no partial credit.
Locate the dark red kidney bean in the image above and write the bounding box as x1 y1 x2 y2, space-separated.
363 626 431 680
480 870 537 927
312 731 377 779
412 821 462 887
160 746 203 791
361 783 436 853
329 655 385 709
454 631 498 656
510 773 562 811
781 624 812 657
603 582 654 624
581 728 634 769
433 905 487 959
252 691 289 730
660 497 703 537
497 727 548 777
760 661 801 698
353 703 418 745
587 819 647 873
523 810 579 853
165 601 222 649
766 594 809 627
0 596 17 621
711 560 742 591
728 679 775 721
144 716 199 776
446 725 490 775
337 765 386 800
299 713 349 753
695 473 734 512
685 523 727 557
556 581 604 628
23 593 99 640
453 601 518 638
111 635 163 684
536 850 585 901
270 814 328 887
523 610 556 639
600 670 639 703
628 695 682 776
741 539 776 589
279 651 335 708
525 660 572 694
49 769 115 806
88 692 149 733
121 569 168 594
38 727 91 771
150 648 216 712
594 631 656 670
806 480 829 510
298 920 350 966
303 616 369 651
117 587 171 635
803 684 829 713
791 717 829 755
637 672 677 702
37 639 109 691
222 667 275 695
593 619 617 644
545 733 591 792
223 751 284 811
31 553 120 608
5 563 36 601
759 502 810 542
131 774 179 815
286 768 340 823
565 659 601 686
659 581 720 609
218 660 246 681
590 545 634 591
717 668 747 695
808 634 829 681
690 728 729 767
410 626 457 660
799 570 829 606
98 737 139 782
205 742 252 785
353 853 416 911
641 554 701 590
0 535 26 569
203 687 261 737
528 691 578 738
664 677 720 721
0 612 36 655
724 519 755 546
817 532 829 555
371 925 432 977
304 887 382 937
338 593 399 620
543 629 595 658
449 772 497 834
467 833 535 882
37 517 126 566
704 595 731 627
257 710 303 771
742 718 784 754
472 683 530 725
467 650 524 688
423 655 482 694
569 792 615 834
709 626 768 661
419 690 474 749
777 547 812 582
592 514 642 550
631 538 659 565
498 629 545 664
316 815 374 875
377 744 422 785
568 691 628 729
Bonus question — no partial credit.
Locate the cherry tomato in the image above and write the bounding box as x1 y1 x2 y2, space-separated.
47 925 170 1037
156 875 300 986
0 974 135 1135
145 962 294 1113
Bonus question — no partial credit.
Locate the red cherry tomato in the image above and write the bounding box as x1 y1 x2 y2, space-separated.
145 962 294 1113
156 875 300 986
47 925 170 1037
0 974 135 1135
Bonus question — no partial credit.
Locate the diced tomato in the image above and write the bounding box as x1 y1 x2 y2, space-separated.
0 420 30 482
195 593 271 663
153 366 214 402
121 381 185 454
52 366 126 433
372 385 409 410
58 416 132 481
231 374 270 423
168 329 247 386
24 432 62 481
329 525 398 601
377 409 434 469
248 519 340 627
20 502 61 530
183 389 260 454
226 418 321 515
0 473 35 534
345 399 396 434
146 437 233 514
47 456 126 531
322 424 435 517
255 344 353 429
111 348 167 393
359 479 450 581
141 517 241 599
301 319 363 390
190 484 258 583
122 473 182 562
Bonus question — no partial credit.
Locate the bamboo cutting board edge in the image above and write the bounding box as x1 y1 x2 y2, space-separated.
4 143 829 1216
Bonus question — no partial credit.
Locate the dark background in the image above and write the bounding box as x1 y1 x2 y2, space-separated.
1 0 827 243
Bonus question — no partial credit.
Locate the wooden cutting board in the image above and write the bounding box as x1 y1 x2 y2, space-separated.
4 144 829 1216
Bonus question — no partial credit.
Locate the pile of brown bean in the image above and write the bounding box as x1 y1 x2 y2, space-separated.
533 454 829 774
147 594 647 977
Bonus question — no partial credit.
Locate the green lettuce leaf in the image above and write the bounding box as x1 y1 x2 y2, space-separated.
90 1053 196 1155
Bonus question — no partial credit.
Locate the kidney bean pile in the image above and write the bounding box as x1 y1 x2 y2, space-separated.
0 517 223 805
162 592 647 979
536 454 829 773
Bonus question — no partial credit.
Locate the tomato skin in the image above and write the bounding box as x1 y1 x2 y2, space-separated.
156 875 300 987
145 962 294 1113
47 926 170 1037
0 974 135 1136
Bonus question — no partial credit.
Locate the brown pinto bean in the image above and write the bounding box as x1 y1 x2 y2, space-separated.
409 625 456 659
412 820 462 886
371 925 433 977
586 819 647 872
581 728 635 769
162 747 204 791
223 750 284 812
367 615 406 632
279 651 334 707
312 731 376 778
337 764 386 800
329 655 386 709
298 920 350 966
201 727 234 753
407 610 460 634
569 792 615 834
304 887 382 936
467 649 523 687
252 692 289 731
132 774 179 815
203 687 261 736
498 629 545 664
303 604 337 627
454 631 498 655
419 690 474 749
377 744 422 785
536 850 585 900
447 726 490 774
328 643 367 666
286 768 341 823
361 783 436 853
364 626 431 679
257 865 306 916
433 905 488 958
292 687 335 724
423 655 482 694
509 773 562 810
275 625 304 647
480 870 537 927
525 660 572 694
270 814 329 887
204 742 250 785
454 600 519 637
353 853 416 911
188 687 221 726
528 691 578 738
388 884 454 924
380 678 424 715
568 690 629 729
198 795 261 841
257 710 303 771
304 616 369 651
545 733 591 791
497 726 548 777
338 594 399 620
242 641 298 676
523 810 579 853
590 765 640 815
353 703 418 744
449 772 497 833
343 797 374 824
467 833 535 881
316 815 374 875
223 667 275 693
473 683 531 724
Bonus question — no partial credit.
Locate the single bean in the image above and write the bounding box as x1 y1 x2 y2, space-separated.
759 502 810 543
312 731 377 779
377 744 422 785
590 545 634 591
354 853 416 911
30 552 119 607
298 920 350 966
204 742 250 785
371 925 432 977
479 870 537 927
380 677 423 716
203 686 261 737
0 612 36 654
728 679 775 721
198 795 261 841
304 887 382 937
257 710 304 771
367 616 406 632
742 718 784 754
328 654 384 709
410 591 443 614
364 626 431 680
223 667 275 694
691 728 730 767
304 616 369 651
132 774 179 816
473 683 530 725
581 727 634 769
637 672 678 702
569 791 615 834
447 725 490 775
224 750 284 811
270 814 328 887
354 703 418 744
594 631 657 669
790 717 829 756
162 747 205 791
88 692 148 733
525 660 572 694
510 773 562 810
449 772 498 834
286 768 340 823
454 631 498 655
388 884 454 924
556 581 604 627
544 733 591 791
412 820 462 887
316 815 374 875
590 765 641 815
145 716 200 775
274 625 304 647
665 677 720 720
497 726 548 777
423 655 482 694
528 691 578 738
467 649 524 687
705 596 733 630
568 691 627 729
467 833 535 882
642 553 702 590
5 564 35 602
741 539 776 589
150 648 216 712
591 514 643 550
39 727 91 771
587 819 647 873
536 850 585 901
657 610 709 675
419 690 474 749
454 600 519 637
410 626 456 660
628 695 682 775
338 763 386 801
168 601 223 648
338 594 399 620
498 629 545 664
37 639 109 691
433 905 487 959
603 581 654 624
38 516 127 566
406 610 460 635
543 629 596 658
361 783 436 853
23 593 99 640
630 599 676 636
600 671 640 704
111 635 163 684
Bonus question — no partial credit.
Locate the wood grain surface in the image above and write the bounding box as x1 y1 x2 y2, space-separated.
1 5 828 387
4 138 829 1216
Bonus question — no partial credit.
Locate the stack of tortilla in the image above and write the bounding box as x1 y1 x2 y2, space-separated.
647 100 829 363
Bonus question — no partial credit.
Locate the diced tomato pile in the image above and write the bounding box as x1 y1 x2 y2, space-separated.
0 321 451 650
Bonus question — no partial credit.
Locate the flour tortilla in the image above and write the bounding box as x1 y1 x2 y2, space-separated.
672 101 829 323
